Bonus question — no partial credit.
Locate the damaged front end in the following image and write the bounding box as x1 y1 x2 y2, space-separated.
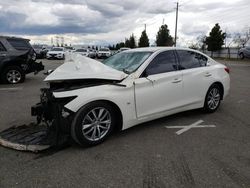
0 86 76 152
31 87 76 133
0 54 127 152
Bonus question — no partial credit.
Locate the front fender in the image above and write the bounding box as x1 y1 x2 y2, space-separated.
53 84 136 129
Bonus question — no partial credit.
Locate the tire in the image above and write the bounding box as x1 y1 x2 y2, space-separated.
71 101 116 146
1 66 25 84
239 53 244 59
203 84 222 113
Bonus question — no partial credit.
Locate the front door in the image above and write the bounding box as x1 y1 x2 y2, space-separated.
134 50 183 118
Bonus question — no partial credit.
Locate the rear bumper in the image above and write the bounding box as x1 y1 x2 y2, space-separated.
25 61 44 74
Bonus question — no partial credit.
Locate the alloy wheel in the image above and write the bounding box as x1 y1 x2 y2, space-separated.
81 107 111 141
6 70 21 84
207 88 220 110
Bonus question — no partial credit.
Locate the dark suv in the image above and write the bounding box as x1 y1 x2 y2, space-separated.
0 36 44 84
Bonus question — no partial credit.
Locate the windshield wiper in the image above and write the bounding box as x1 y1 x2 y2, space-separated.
122 68 131 74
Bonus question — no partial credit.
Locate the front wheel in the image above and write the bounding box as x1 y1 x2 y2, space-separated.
203 84 222 113
71 102 116 146
1 66 25 84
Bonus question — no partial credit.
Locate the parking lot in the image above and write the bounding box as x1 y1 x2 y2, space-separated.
0 59 250 187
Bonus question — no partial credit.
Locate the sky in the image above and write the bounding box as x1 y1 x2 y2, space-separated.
0 0 249 47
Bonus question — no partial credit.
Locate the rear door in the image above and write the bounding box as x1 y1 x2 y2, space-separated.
176 50 212 106
134 50 183 118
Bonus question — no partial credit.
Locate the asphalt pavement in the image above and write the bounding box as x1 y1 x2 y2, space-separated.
0 59 250 188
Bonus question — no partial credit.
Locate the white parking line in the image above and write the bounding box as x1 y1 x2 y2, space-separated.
0 87 23 91
165 120 216 135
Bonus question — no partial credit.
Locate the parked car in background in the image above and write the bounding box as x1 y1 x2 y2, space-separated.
97 48 111 58
239 46 250 59
31 47 230 146
64 46 75 52
88 49 96 58
32 45 48 59
73 48 89 57
46 47 65 59
0 36 44 84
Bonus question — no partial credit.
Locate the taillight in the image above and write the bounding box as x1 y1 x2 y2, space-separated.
224 67 230 74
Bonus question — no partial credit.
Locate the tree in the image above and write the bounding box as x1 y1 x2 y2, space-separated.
116 42 125 50
156 24 174 46
233 27 250 47
138 30 149 47
125 38 130 47
129 34 136 48
205 23 226 53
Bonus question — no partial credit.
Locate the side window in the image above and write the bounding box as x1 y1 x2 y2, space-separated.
177 50 207 69
145 51 177 75
7 39 31 51
0 42 6 51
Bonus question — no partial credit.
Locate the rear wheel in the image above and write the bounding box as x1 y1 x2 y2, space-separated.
1 66 25 84
203 84 222 113
71 102 116 146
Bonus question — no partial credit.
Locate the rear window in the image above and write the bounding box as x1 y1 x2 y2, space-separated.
0 42 6 51
7 39 31 51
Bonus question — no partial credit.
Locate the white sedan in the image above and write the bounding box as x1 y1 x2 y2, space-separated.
97 48 111 58
73 48 89 57
46 47 65 59
32 47 230 146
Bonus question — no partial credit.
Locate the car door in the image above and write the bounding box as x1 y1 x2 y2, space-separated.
176 50 213 106
134 50 183 118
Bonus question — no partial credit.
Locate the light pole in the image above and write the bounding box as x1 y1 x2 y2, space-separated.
174 2 179 47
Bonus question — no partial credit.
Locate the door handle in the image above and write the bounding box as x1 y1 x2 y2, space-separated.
204 72 212 77
172 78 182 83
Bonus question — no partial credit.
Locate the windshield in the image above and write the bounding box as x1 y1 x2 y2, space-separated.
51 48 63 51
102 51 152 73
100 48 109 51
76 49 87 52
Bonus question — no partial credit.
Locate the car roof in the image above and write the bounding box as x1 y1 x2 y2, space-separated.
124 47 200 53
0 36 30 41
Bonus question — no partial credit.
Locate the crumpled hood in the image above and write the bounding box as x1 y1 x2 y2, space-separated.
45 53 127 82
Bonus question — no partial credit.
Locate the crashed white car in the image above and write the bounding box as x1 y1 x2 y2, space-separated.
46 47 65 59
31 47 230 146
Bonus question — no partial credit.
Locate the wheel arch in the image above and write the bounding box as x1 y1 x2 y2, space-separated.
209 81 224 100
76 99 124 132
